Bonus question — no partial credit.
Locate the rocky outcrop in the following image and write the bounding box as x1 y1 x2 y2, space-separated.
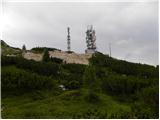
23 52 43 61
49 50 92 65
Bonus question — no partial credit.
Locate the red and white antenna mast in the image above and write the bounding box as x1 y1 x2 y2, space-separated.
85 25 96 54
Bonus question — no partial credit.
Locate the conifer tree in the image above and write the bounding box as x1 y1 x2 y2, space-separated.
22 44 26 52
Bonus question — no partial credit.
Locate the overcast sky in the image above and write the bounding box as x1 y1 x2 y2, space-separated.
1 0 158 65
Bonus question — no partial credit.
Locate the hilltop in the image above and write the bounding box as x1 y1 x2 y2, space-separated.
1 40 92 65
23 50 92 65
1 40 22 56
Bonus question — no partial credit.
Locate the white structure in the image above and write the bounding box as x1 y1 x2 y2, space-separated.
59 85 66 91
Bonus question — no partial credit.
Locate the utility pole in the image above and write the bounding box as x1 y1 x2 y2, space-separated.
67 27 71 52
109 43 111 57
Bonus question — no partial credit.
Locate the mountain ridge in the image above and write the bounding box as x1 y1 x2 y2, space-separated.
1 40 158 66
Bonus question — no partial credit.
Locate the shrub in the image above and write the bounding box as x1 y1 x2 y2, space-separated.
50 57 63 64
101 74 157 96
1 66 58 93
42 49 50 62
84 91 101 103
66 81 81 89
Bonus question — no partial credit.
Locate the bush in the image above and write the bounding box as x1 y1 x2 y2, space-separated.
50 57 63 64
1 55 18 66
85 91 101 103
129 85 159 119
101 74 158 96
1 66 58 93
61 63 86 75
1 56 60 78
42 49 50 62
31 47 60 53
66 81 81 89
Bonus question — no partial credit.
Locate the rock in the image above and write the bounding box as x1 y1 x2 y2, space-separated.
23 50 92 65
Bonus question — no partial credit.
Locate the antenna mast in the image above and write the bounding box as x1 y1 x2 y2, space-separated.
85 25 96 54
67 27 71 52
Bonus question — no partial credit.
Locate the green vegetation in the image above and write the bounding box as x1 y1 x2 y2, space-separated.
31 47 61 53
1 40 22 56
2 66 58 93
1 50 159 118
42 49 50 62
22 44 26 52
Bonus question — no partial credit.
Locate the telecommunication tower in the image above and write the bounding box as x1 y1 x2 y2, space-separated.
85 25 96 54
67 27 71 51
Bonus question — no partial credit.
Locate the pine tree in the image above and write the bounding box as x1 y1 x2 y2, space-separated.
22 44 26 52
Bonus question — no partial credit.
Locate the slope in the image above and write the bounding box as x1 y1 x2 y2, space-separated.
1 42 159 119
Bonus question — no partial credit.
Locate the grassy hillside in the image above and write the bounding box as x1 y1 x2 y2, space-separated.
1 50 159 118
1 40 22 56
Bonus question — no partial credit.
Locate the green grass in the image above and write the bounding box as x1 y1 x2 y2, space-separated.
1 46 22 56
2 89 133 119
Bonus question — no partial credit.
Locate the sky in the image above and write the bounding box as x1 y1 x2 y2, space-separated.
0 0 159 65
